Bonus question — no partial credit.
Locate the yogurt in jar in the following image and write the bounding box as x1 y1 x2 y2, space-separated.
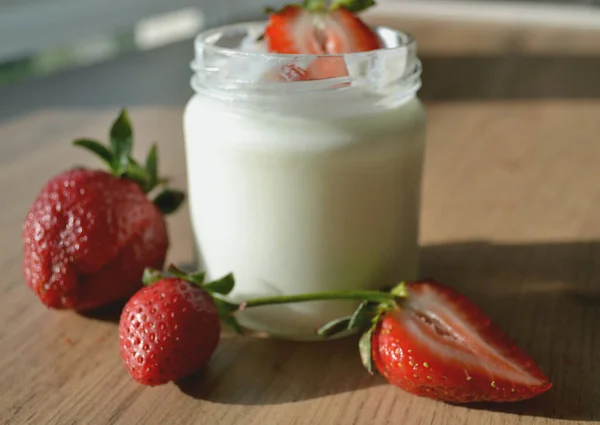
184 22 425 339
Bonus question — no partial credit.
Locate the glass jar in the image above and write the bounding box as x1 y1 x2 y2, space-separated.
184 22 426 339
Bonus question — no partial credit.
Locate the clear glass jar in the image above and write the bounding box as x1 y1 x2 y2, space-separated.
184 22 426 339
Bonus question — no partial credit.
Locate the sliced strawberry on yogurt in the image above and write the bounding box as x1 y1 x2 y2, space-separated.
264 1 381 81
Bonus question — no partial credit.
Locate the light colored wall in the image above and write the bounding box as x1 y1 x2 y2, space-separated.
0 0 288 62
2 0 599 63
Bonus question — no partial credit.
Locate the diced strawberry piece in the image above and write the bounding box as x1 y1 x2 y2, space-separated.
305 57 349 80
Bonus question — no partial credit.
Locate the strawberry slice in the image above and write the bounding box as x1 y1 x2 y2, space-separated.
324 7 382 53
232 273 552 403
371 280 552 403
263 2 381 81
264 5 322 55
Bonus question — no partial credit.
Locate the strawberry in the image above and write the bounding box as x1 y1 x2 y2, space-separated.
119 266 239 386
237 279 552 403
22 110 184 311
263 0 381 80
122 264 552 399
369 281 552 403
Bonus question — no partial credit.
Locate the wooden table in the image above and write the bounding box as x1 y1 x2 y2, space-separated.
1 13 600 425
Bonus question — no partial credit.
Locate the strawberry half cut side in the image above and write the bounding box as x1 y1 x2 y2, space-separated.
371 281 552 403
154 267 553 403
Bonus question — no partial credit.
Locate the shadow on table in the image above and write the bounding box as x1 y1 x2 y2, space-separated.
78 300 126 323
177 334 386 405
420 240 600 422
178 239 598 420
419 55 600 101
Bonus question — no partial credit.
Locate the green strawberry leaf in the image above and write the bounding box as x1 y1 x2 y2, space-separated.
109 109 133 176
221 314 243 334
72 110 184 204
303 0 327 11
212 293 239 313
204 273 235 295
390 281 408 298
72 139 113 166
348 300 374 331
166 264 206 287
316 316 352 338
359 326 375 375
142 268 164 286
167 264 191 279
124 162 150 188
186 271 206 286
212 294 243 334
128 155 141 167
330 0 375 12
145 144 158 192
154 189 185 215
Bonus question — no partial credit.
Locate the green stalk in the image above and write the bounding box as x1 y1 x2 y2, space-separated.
239 290 395 310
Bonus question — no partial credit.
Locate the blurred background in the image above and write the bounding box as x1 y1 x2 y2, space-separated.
1 0 600 86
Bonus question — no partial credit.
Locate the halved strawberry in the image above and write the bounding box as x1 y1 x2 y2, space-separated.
193 270 552 403
370 281 552 403
263 1 381 81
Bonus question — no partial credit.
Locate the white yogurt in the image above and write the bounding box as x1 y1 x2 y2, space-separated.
184 22 426 339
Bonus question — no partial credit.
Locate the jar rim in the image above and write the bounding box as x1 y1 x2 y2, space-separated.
190 22 421 112
193 21 417 61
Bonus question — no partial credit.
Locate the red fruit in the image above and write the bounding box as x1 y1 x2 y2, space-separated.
22 109 184 311
370 280 552 403
264 3 381 80
23 169 168 310
119 277 221 386
324 7 382 53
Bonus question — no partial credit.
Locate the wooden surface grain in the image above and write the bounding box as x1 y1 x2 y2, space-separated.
1 13 600 425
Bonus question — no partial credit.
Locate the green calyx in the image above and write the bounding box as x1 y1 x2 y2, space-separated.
312 282 407 374
237 280 408 375
328 0 375 12
143 264 242 333
142 265 407 374
265 0 376 14
302 0 376 12
302 0 328 12
73 108 185 216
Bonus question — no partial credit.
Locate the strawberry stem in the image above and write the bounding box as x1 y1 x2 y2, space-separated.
239 290 396 310
329 0 376 12
264 0 376 15
144 265 408 338
303 0 327 11
237 286 403 341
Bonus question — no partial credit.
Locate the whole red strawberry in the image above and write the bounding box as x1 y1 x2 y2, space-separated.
119 266 238 386
22 110 184 311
